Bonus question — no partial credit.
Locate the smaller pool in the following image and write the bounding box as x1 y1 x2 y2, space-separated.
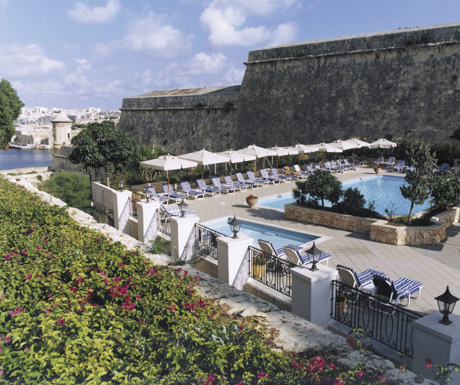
203 217 320 250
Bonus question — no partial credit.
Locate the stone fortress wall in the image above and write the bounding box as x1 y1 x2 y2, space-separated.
119 23 460 153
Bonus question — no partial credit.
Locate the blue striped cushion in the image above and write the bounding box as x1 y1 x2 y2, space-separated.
392 278 422 297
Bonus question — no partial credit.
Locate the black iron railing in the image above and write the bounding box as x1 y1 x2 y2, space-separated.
248 246 295 297
194 224 225 260
331 280 422 358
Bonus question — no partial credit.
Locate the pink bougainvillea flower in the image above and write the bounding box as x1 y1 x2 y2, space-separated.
70 287 77 292
194 275 200 281
76 277 84 285
235 381 244 385
327 363 335 369
334 381 343 385
257 372 270 379
47 294 53 299
168 304 176 311
36 246 43 250
4 254 11 261
114 277 121 282
3 336 11 343
57 317 65 326
425 358 433 369
95 237 101 242
0 368 3 376
140 318 145 324
24 346 30 351
0 345 2 353
184 270 188 276
8 311 14 318
118 262 125 267
45 308 52 314
177 267 182 273
22 250 27 255
346 337 355 345
378 376 386 382
136 295 141 300
357 370 364 378
26 274 32 280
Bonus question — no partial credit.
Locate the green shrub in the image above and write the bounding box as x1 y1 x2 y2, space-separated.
294 170 342 208
149 237 171 255
39 171 91 214
431 172 460 210
334 187 366 215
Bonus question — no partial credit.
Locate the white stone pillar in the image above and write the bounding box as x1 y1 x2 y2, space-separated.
413 312 460 384
291 264 337 328
137 200 160 244
170 215 200 261
217 234 253 290
113 190 132 235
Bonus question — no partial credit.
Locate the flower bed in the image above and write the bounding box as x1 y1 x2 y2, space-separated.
0 177 397 384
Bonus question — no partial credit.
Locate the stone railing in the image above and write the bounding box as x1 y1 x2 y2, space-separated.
285 203 460 246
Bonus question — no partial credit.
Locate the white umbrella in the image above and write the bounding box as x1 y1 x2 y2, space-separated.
179 148 230 179
315 142 343 153
140 155 198 198
346 138 370 148
269 146 299 169
329 139 357 151
238 144 277 170
288 143 320 153
369 138 397 149
219 149 256 176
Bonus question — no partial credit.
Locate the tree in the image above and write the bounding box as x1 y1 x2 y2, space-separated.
0 79 24 149
400 142 437 224
431 172 460 210
69 120 137 187
294 170 342 208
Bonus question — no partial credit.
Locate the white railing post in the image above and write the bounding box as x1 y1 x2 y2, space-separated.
113 190 132 235
291 264 337 328
217 235 253 290
412 312 460 383
137 200 160 244
170 215 200 261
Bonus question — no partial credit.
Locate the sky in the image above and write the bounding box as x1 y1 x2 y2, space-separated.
1 0 460 110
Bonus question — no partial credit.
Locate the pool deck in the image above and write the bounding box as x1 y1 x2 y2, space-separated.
184 166 460 316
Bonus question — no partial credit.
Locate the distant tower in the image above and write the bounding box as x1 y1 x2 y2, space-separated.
51 112 72 149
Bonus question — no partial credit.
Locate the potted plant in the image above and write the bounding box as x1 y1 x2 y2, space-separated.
252 253 266 278
373 164 382 174
246 194 258 208
335 293 347 318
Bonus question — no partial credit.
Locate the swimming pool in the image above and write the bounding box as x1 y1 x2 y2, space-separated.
258 175 431 216
203 217 321 250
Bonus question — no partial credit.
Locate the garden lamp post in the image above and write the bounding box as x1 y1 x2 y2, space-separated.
178 199 188 217
305 242 324 272
435 286 459 325
228 215 241 239
118 179 125 191
145 189 153 202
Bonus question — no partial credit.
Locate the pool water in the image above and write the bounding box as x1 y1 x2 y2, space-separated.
203 217 319 250
259 175 431 216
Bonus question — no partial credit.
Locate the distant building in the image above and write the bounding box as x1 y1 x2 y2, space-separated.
51 112 72 149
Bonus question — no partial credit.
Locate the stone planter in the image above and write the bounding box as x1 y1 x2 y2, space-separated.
253 263 266 278
246 197 258 208
374 166 379 174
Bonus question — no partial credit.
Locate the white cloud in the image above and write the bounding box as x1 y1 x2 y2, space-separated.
200 0 299 47
124 13 192 58
68 0 120 24
0 44 65 78
65 58 92 88
177 52 227 77
269 22 298 47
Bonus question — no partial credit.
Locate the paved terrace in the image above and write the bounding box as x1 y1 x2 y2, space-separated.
184 166 460 316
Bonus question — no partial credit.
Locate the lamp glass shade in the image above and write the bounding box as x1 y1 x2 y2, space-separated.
145 190 153 201
118 179 125 190
178 199 188 216
435 286 459 325
228 216 241 238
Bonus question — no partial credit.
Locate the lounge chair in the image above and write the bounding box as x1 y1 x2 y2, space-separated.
392 160 405 173
271 168 292 181
337 265 386 295
247 171 270 186
211 177 236 194
373 275 423 306
330 160 343 172
161 204 196 217
284 246 331 266
323 161 337 173
224 175 247 191
306 165 316 175
434 163 450 175
162 185 188 202
336 159 350 171
293 164 310 178
259 169 281 183
282 166 301 179
258 239 285 258
382 156 395 168
143 186 170 203
405 165 416 173
343 159 359 169
235 172 260 188
374 156 384 166
180 181 205 200
197 179 221 197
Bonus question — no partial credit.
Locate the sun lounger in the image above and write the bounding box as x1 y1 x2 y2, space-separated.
284 246 331 266
271 168 291 181
247 171 270 186
197 179 221 197
323 162 337 173
343 159 359 169
211 177 236 194
161 204 196 217
337 264 386 295
180 181 205 200
405 165 416 173
374 156 384 166
382 156 395 168
306 165 316 174
235 172 260 188
330 160 343 172
392 160 405 173
292 164 310 178
259 169 281 183
258 239 285 258
434 163 450 175
373 275 422 306
143 186 170 203
162 185 188 202
224 175 247 191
